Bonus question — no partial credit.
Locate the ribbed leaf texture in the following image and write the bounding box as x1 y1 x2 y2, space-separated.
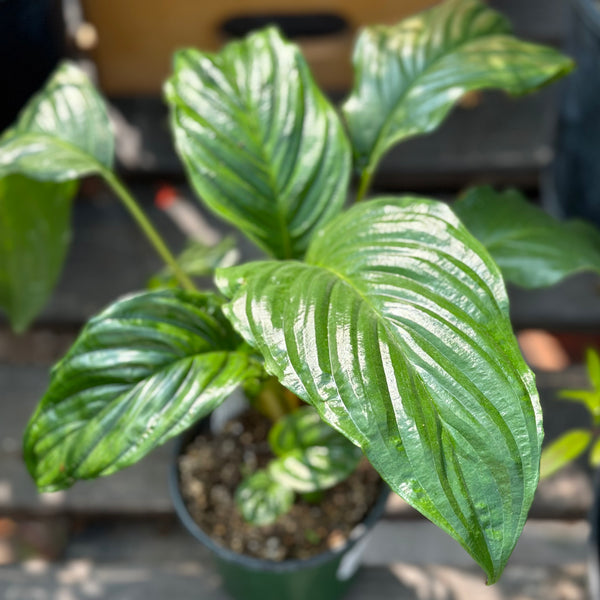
454 186 600 288
0 175 76 331
343 0 573 175
24 290 261 491
235 470 294 526
0 62 114 181
216 197 542 582
165 27 351 259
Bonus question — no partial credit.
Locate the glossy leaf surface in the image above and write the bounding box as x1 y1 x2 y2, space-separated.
0 62 114 181
235 470 294 526
540 430 591 479
24 290 260 492
343 0 573 176
454 186 600 288
0 175 76 332
268 406 362 493
217 196 541 582
165 28 350 259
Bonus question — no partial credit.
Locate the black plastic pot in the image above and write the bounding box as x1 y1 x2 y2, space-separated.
170 419 390 600
549 0 600 224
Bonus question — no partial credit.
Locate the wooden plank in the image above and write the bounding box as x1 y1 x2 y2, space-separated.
0 518 588 600
0 561 587 600
510 273 600 330
374 89 560 191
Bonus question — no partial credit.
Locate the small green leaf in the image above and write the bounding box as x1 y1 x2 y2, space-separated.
0 175 77 332
586 348 600 395
558 389 600 419
343 0 573 178
269 405 353 455
0 62 114 181
24 290 261 492
589 438 600 468
269 445 361 494
540 430 592 479
267 406 362 493
165 27 351 259
235 469 294 526
217 196 541 582
148 237 238 290
453 186 600 288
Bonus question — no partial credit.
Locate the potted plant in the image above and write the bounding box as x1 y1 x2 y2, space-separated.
1 0 597 596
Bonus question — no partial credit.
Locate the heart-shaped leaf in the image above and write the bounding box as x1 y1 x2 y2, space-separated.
343 0 573 178
165 27 351 260
216 197 541 582
268 406 362 493
24 290 261 492
453 186 600 288
0 61 114 181
0 175 76 331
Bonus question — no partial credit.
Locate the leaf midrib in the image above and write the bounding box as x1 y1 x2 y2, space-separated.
217 52 295 259
309 259 519 571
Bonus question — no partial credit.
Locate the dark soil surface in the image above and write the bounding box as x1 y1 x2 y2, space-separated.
178 411 382 561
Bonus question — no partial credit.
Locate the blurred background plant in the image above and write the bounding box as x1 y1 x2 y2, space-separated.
541 347 600 479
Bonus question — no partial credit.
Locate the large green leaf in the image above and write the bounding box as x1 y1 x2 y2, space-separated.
0 61 114 181
216 197 541 582
24 290 261 492
165 27 351 260
268 406 362 493
342 0 573 178
0 175 76 332
453 186 600 288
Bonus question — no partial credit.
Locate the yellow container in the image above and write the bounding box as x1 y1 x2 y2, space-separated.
81 0 439 94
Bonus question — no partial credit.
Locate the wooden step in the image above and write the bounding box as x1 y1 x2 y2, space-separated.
0 517 588 600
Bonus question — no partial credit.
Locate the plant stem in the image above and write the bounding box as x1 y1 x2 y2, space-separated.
102 170 197 293
355 167 373 203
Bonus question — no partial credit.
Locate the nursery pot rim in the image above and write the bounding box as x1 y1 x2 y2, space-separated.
169 419 390 574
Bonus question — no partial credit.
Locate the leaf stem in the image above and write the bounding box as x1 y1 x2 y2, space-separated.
355 168 373 203
102 170 197 293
